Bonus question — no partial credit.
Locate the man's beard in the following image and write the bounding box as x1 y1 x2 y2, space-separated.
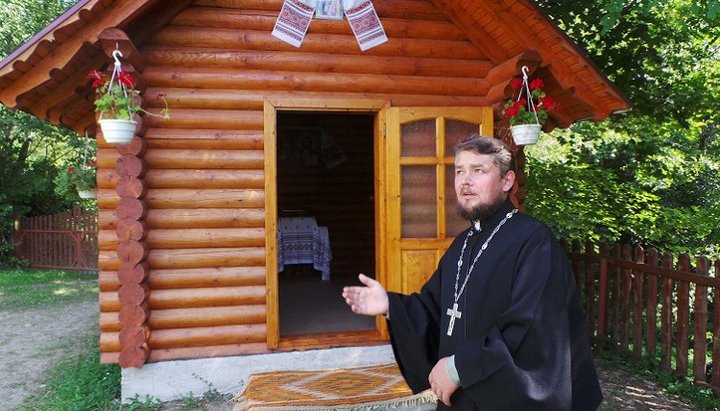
457 194 505 223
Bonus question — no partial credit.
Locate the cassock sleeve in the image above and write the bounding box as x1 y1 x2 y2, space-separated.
386 268 442 393
454 226 596 409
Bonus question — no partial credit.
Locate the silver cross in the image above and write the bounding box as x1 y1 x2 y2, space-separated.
446 303 462 336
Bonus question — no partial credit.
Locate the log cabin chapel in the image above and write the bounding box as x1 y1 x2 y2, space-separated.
0 0 630 402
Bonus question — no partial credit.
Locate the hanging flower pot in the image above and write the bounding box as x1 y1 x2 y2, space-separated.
88 49 169 145
510 124 542 146
503 66 558 146
98 118 137 144
77 190 96 199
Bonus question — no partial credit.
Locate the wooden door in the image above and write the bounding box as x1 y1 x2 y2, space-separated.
384 107 493 295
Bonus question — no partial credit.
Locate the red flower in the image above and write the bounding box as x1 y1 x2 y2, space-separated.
540 96 556 110
87 70 106 88
67 167 74 173
510 78 523 90
514 98 527 109
117 70 136 88
529 78 544 90
504 105 519 117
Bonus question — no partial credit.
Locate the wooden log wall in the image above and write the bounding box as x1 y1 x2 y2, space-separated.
565 240 720 396
98 0 500 364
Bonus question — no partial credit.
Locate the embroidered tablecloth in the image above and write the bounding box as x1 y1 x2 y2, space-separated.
278 217 331 280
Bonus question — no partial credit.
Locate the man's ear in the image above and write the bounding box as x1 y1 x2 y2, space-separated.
502 170 516 193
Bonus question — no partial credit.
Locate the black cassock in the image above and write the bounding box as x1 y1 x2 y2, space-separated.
387 200 602 410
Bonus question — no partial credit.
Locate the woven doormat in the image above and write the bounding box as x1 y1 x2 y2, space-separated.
234 362 437 411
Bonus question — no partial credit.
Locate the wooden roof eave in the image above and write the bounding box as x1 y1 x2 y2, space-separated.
0 0 161 109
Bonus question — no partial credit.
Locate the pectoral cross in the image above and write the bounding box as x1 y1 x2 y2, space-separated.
446 303 462 336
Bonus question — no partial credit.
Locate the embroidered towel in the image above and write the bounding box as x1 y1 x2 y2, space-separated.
343 0 387 51
272 0 317 47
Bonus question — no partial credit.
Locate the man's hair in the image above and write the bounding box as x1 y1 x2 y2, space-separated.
454 134 515 175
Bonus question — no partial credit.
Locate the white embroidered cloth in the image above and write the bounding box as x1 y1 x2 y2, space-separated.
272 0 387 50
278 217 332 280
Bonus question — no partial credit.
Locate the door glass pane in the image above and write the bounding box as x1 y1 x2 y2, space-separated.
445 165 467 238
401 120 436 157
402 166 436 238
444 119 480 156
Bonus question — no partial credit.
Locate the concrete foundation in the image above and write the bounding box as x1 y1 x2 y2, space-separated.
121 344 396 403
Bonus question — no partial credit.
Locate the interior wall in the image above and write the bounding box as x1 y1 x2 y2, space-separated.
276 112 375 279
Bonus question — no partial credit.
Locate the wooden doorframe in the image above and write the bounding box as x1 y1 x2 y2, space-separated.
263 97 388 350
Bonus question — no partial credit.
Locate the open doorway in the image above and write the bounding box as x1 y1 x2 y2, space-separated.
276 111 376 336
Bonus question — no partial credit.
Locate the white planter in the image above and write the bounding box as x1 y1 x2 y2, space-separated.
510 124 542 146
77 190 96 199
99 119 137 144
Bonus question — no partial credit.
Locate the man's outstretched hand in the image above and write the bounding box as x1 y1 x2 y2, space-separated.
342 273 389 316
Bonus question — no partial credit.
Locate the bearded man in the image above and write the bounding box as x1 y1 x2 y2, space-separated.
342 135 602 410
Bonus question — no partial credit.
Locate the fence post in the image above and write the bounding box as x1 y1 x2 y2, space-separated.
676 254 691 375
661 251 674 370
585 241 595 332
598 243 609 338
694 256 709 383
646 248 659 359
633 245 645 359
713 259 720 393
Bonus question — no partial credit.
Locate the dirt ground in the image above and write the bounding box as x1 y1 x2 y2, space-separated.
0 299 707 410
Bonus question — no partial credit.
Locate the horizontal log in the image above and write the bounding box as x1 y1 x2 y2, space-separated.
100 311 121 331
99 251 122 272
172 8 465 39
99 208 265 230
144 128 263 149
148 323 266 348
101 228 266 250
99 266 266 291
145 189 265 209
151 266 266 289
149 285 266 309
97 188 265 209
143 107 264 130
148 342 268 362
144 148 264 169
100 352 120 364
98 169 265 189
100 331 121 352
148 305 266 329
142 47 490 79
143 66 489 97
100 247 266 270
147 247 267 269
150 26 478 59
191 0 443 21
147 88 489 112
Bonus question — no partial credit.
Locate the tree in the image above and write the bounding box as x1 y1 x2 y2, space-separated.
527 0 720 258
0 0 86 266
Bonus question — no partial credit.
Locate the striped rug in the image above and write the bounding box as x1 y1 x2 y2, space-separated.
234 362 437 410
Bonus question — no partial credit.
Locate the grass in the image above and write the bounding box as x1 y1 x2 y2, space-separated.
2 268 232 410
17 327 122 411
0 268 97 310
596 347 720 410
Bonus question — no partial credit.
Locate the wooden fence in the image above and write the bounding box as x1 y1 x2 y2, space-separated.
565 240 720 393
13 206 98 271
